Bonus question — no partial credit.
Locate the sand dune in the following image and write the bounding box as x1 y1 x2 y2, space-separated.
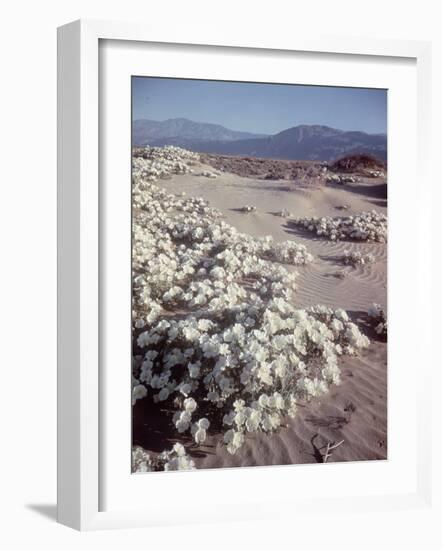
136 161 387 467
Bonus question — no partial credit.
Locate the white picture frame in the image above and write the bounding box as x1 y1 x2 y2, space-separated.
57 19 432 531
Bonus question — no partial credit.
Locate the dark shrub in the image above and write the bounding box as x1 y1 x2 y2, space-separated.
330 154 386 173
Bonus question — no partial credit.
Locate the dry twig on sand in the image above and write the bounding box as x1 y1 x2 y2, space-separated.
323 440 345 463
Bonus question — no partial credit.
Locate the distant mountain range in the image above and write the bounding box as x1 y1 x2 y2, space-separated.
133 118 265 144
132 118 387 162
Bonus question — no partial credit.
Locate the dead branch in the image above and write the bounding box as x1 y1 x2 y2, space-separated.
323 439 345 463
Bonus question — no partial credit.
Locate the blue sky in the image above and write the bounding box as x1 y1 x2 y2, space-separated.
132 77 387 135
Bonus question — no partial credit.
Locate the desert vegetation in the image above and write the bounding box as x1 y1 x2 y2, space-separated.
289 211 387 243
342 250 376 266
200 153 329 182
132 443 196 472
367 303 388 339
329 153 386 175
131 146 383 468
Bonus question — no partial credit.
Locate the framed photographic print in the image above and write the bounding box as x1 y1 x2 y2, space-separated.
57 19 432 530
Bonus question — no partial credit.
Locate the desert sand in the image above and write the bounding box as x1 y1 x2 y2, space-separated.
132 158 387 467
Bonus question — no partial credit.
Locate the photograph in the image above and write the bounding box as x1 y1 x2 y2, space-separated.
1 0 435 541
130 76 388 473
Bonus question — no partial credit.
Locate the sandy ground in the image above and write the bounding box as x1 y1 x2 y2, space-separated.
133 162 387 467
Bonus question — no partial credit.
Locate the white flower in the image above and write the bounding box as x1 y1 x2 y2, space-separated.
183 326 200 341
175 411 191 433
224 429 244 454
132 384 147 405
193 428 206 444
173 442 186 457
183 397 197 413
368 303 387 338
132 446 152 473
234 410 246 427
191 418 210 444
233 399 245 411
245 409 261 432
157 387 170 401
188 363 200 378
258 394 269 408
176 419 190 433
197 319 212 331
257 365 272 385
179 383 192 396
223 411 235 426
272 392 285 410
163 444 195 470
335 309 349 322
198 418 210 430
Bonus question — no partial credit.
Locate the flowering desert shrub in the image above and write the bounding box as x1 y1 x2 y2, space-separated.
290 210 387 242
326 174 360 185
275 209 292 218
367 303 387 339
132 145 199 181
239 205 257 213
197 170 218 178
342 250 375 266
132 443 195 472
135 305 369 454
131 146 370 457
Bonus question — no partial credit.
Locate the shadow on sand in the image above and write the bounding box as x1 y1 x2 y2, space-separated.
328 180 387 202
132 398 217 459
